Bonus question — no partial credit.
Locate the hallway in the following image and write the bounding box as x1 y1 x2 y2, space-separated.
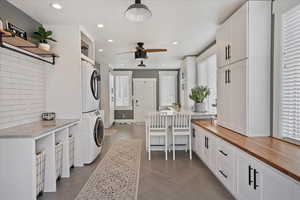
41 124 234 200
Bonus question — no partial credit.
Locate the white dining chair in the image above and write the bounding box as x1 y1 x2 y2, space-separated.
146 112 168 160
171 112 192 160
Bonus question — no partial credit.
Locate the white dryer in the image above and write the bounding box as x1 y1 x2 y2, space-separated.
76 110 104 165
81 60 100 113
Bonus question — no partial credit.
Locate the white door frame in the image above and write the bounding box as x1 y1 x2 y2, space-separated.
133 78 157 122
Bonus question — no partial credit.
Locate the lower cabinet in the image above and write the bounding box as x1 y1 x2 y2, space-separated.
236 150 297 200
192 125 300 200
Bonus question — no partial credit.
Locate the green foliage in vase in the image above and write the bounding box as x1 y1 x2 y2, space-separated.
189 86 210 103
32 26 57 44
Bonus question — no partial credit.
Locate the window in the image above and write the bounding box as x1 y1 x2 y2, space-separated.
114 71 132 110
159 71 178 108
281 5 300 140
197 54 217 113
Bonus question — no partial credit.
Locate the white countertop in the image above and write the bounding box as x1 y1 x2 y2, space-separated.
0 119 80 139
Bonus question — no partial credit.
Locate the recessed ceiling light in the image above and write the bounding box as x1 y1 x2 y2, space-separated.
97 24 104 28
107 39 114 43
98 49 103 52
172 41 179 45
51 3 63 10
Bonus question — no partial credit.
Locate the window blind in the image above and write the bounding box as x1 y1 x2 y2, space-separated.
281 4 300 140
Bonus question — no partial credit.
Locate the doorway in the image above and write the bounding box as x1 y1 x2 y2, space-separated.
133 79 156 123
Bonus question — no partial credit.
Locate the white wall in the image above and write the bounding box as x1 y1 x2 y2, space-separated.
272 0 300 138
181 56 197 111
0 48 47 129
46 25 82 119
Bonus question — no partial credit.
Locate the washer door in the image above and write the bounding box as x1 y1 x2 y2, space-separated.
93 117 104 147
90 70 100 100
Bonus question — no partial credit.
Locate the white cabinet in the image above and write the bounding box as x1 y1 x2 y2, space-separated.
237 151 263 200
217 1 271 136
196 127 216 173
215 138 237 195
237 150 298 200
230 2 248 64
217 60 246 134
217 20 231 68
229 61 246 134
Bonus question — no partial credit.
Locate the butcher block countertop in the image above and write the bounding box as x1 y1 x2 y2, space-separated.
0 119 79 139
193 120 300 182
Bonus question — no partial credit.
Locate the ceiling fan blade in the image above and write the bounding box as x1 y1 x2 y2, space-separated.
116 51 135 55
145 49 167 53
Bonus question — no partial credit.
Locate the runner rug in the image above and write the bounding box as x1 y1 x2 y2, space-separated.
75 139 142 200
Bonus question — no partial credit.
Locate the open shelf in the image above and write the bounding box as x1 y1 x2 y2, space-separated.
0 29 58 65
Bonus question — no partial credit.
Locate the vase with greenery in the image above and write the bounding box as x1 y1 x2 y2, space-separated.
189 86 210 113
32 26 57 51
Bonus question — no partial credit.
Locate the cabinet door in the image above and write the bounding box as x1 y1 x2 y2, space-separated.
208 134 216 173
217 20 230 68
236 151 262 200
230 2 248 63
217 67 231 128
228 60 247 135
262 166 295 200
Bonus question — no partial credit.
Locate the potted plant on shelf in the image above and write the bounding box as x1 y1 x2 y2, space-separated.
32 26 57 51
189 86 210 113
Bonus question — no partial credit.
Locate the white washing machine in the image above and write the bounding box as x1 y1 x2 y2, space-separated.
76 110 104 165
81 60 100 113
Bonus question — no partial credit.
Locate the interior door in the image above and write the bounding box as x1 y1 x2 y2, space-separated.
133 79 156 123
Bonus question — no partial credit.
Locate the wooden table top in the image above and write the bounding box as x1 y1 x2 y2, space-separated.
192 120 300 182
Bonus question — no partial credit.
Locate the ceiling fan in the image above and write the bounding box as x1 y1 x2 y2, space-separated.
117 42 167 60
137 60 146 67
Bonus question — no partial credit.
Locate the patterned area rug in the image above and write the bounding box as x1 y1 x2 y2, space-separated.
75 139 142 200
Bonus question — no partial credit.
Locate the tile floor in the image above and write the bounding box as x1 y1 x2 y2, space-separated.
40 124 234 200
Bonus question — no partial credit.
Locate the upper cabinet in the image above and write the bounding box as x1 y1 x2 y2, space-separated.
217 1 261 68
216 1 271 136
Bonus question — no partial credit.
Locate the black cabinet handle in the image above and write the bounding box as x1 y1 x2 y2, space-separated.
225 46 227 60
254 169 259 190
205 137 207 148
225 70 227 84
219 170 228 178
192 128 195 138
248 165 253 186
219 150 228 156
228 44 231 59
228 70 231 83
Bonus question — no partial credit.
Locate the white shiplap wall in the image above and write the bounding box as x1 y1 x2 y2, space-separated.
0 48 47 129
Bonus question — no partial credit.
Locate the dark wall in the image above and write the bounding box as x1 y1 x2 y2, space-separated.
0 0 41 41
114 68 180 120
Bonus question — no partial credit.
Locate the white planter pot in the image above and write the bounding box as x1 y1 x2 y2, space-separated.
38 43 50 51
195 103 206 113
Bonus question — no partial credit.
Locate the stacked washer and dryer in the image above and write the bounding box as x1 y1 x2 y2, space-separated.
76 60 104 166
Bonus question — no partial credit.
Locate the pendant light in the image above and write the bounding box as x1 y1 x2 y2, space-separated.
125 0 152 22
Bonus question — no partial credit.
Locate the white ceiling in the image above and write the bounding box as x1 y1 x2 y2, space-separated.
8 0 246 69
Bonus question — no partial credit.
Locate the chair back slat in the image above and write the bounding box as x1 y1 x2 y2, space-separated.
172 112 191 130
147 112 167 130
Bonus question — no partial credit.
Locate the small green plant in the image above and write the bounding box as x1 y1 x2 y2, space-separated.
189 86 210 103
32 26 57 43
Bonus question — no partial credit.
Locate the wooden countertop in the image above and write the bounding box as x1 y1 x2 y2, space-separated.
0 119 80 139
192 120 300 182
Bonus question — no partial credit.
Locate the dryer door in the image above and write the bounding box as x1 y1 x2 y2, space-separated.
93 117 104 147
90 70 100 100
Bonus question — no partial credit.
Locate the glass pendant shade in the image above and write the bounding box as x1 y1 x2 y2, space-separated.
125 0 152 22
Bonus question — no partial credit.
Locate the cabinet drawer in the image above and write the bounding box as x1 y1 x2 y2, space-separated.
216 156 235 194
216 138 236 166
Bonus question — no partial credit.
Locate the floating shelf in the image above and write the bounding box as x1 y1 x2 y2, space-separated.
0 29 58 65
